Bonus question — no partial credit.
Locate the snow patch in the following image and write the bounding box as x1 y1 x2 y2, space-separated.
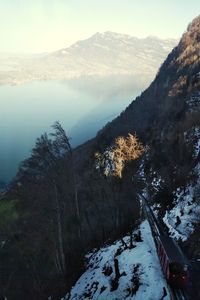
95 148 115 176
193 126 200 158
163 183 200 241
61 50 68 55
187 92 200 112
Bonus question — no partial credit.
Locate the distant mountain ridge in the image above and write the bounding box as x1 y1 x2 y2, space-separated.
52 31 177 75
0 32 178 85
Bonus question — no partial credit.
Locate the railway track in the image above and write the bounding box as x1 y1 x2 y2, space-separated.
139 193 195 300
170 288 189 300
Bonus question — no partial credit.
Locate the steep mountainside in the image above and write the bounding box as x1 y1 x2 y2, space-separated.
68 15 200 299
73 10 200 276
90 15 200 244
92 18 200 144
0 33 177 85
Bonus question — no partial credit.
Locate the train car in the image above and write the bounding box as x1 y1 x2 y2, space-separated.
155 235 189 287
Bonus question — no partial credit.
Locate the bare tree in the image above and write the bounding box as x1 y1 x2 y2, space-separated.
51 121 80 234
17 123 73 277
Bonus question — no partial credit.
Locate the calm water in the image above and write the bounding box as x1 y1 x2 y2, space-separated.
0 79 140 182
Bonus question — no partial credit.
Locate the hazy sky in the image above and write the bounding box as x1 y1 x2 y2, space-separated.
0 0 200 53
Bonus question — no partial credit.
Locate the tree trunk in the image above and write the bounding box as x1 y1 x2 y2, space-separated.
114 258 120 280
74 180 79 219
121 238 128 249
54 184 66 276
54 249 63 275
130 231 134 249
116 208 119 231
71 154 81 238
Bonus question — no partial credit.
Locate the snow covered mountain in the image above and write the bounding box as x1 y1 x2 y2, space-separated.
0 32 177 85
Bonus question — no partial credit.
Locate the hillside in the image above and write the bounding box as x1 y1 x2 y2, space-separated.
0 33 177 85
0 16 200 300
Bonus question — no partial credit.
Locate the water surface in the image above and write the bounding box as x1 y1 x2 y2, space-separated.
0 78 140 182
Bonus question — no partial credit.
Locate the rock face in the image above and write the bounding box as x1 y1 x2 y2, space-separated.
0 32 177 85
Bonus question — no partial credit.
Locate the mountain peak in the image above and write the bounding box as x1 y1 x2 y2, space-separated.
90 31 176 43
187 15 200 33
91 31 131 40
180 15 200 48
155 15 200 98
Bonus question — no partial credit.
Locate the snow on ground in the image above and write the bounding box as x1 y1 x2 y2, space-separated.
193 126 200 157
62 220 170 300
163 126 200 242
163 185 200 241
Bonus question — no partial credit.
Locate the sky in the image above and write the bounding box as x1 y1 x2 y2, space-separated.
0 0 200 53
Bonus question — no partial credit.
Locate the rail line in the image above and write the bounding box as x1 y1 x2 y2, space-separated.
170 288 189 300
138 193 190 300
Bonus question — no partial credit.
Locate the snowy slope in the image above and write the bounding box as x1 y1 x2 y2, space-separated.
163 125 200 242
62 221 170 300
163 182 200 242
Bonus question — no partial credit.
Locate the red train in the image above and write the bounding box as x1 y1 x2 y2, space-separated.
155 235 189 287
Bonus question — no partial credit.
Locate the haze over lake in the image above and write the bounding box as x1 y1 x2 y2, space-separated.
0 77 140 183
0 32 177 185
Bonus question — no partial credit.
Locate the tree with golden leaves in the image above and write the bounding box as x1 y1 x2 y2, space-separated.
95 133 144 178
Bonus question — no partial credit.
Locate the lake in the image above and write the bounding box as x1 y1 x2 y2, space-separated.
0 78 141 182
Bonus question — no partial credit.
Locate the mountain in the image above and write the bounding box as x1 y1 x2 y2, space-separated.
92 15 200 237
91 18 200 141
68 15 200 298
50 32 177 77
1 18 200 300
0 32 177 85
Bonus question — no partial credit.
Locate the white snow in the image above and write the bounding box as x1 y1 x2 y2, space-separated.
163 180 200 242
95 148 115 176
187 92 200 112
151 174 163 191
62 221 170 300
193 126 200 157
